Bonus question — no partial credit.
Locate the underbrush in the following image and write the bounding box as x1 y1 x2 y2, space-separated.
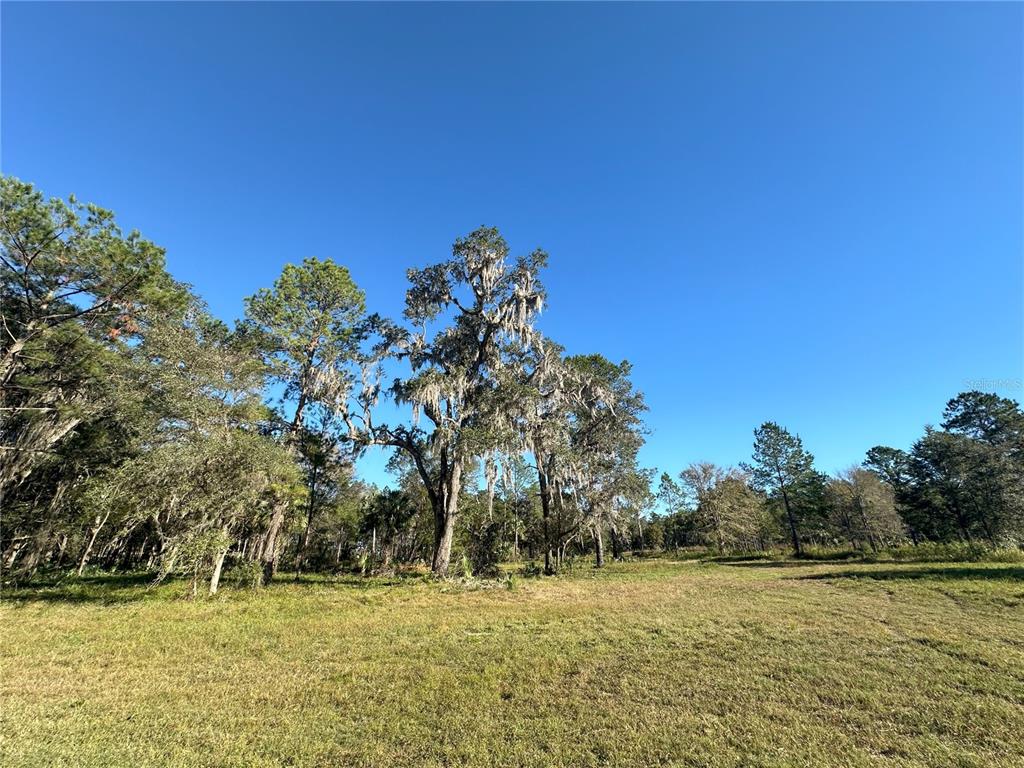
669 542 1024 565
874 541 1024 563
786 542 1024 564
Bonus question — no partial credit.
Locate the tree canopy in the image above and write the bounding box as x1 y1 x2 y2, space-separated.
3 175 1022 589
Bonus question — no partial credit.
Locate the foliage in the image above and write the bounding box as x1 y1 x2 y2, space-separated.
338 227 547 576
743 422 826 556
867 391 1024 547
4 174 1022 592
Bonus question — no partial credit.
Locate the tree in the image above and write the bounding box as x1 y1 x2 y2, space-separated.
906 429 984 543
665 463 767 553
293 428 355 577
677 463 729 551
827 468 906 552
874 393 1024 547
658 473 700 550
907 428 1022 546
711 474 771 552
65 303 302 593
510 341 573 574
244 257 365 582
863 446 923 542
940 391 1024 543
743 422 821 556
98 430 299 595
341 227 545 576
563 354 648 568
0 176 184 497
360 487 420 572
941 391 1024 452
496 454 539 560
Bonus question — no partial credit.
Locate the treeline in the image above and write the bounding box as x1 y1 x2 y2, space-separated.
2 177 1021 593
0 177 650 590
654 394 1024 556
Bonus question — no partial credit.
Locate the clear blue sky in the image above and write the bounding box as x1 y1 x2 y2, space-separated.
3 2 1021 487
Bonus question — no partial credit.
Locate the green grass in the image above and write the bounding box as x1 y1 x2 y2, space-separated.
3 559 1023 767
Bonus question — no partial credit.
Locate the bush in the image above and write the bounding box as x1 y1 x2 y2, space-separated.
463 518 503 578
876 542 1024 564
227 558 264 589
521 560 542 577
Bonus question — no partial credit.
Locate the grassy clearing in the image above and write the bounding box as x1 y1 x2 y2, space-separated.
2 559 1023 768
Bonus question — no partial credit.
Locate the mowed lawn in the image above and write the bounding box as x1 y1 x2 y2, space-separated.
2 559 1023 768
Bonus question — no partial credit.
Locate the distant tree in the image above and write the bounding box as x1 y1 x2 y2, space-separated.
865 393 1024 547
941 392 1024 543
496 454 539 560
743 422 821 556
708 473 768 552
657 472 701 550
511 342 572 574
863 446 924 542
293 428 354 577
360 488 420 572
906 428 984 542
941 391 1024 452
827 468 907 552
666 463 767 553
678 463 728 551
907 429 1023 546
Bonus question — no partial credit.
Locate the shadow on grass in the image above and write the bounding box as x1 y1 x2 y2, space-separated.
704 554 777 564
285 571 430 590
795 565 1024 582
3 571 162 605
717 560 823 569
3 569 433 605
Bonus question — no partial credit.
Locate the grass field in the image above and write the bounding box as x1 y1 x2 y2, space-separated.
2 558 1023 768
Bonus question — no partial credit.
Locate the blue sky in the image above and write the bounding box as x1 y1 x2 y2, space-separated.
3 2 1021 487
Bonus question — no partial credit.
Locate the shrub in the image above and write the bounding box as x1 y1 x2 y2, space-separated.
227 559 264 589
463 518 503 578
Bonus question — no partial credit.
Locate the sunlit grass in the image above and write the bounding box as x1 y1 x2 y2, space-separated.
2 558 1022 767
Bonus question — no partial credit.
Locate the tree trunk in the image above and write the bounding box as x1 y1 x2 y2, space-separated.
534 451 555 575
431 458 461 577
77 511 110 576
296 463 320 579
593 525 605 568
54 533 69 567
610 525 623 560
209 530 229 596
261 499 288 585
431 511 456 576
780 486 802 556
